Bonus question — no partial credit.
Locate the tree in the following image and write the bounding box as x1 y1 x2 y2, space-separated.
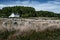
0 6 60 18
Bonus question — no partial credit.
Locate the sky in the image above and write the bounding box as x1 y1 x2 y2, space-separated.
0 0 60 13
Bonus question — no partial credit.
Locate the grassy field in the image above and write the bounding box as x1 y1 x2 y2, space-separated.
0 29 60 40
0 17 60 40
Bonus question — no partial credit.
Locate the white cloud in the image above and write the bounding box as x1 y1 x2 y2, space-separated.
0 1 60 13
33 1 60 13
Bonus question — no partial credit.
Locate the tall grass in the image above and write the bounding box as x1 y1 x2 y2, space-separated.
0 29 60 40
0 30 16 40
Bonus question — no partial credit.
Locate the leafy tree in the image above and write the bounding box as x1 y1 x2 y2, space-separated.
0 6 60 18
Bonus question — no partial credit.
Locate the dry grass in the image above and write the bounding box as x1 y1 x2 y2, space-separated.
0 18 60 40
0 18 60 31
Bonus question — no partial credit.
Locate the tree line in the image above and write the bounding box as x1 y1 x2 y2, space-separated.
0 6 60 18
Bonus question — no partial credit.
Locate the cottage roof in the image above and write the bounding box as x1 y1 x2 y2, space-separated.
9 13 19 17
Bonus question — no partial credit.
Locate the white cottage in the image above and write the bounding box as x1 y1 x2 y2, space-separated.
9 13 19 18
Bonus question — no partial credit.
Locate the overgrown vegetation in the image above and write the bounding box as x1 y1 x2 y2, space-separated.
0 6 60 18
0 30 16 40
0 29 60 40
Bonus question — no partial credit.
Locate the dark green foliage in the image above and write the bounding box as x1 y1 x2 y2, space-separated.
36 11 57 17
0 6 36 18
0 6 60 18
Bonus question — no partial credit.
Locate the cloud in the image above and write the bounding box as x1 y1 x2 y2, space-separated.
33 1 60 13
0 0 60 13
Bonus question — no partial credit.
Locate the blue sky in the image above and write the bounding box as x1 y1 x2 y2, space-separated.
0 0 60 13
